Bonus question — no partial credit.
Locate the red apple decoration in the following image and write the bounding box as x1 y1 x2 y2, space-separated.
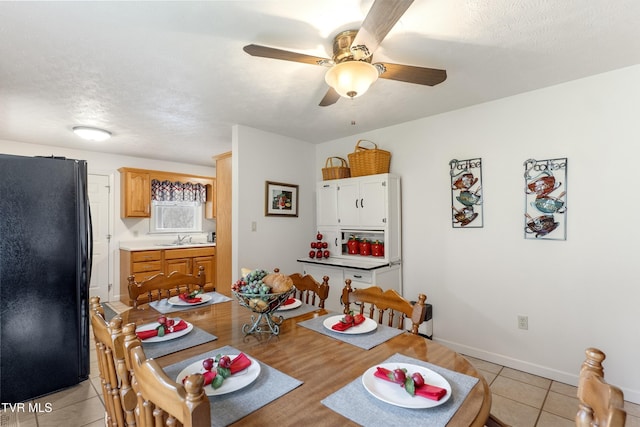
309 250 316 258
323 250 330 258
311 242 317 249
316 249 323 259
316 232 323 240
322 242 328 248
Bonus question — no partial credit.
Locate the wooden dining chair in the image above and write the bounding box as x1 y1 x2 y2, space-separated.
119 322 211 427
90 296 129 427
128 265 206 308
287 272 330 308
341 279 427 334
576 347 626 427
485 413 510 427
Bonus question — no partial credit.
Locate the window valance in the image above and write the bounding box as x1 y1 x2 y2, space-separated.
151 179 206 203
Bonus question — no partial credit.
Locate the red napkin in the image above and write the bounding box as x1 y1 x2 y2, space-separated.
200 353 253 385
179 293 202 303
331 315 365 331
374 367 447 401
229 353 252 374
136 319 188 340
283 298 296 306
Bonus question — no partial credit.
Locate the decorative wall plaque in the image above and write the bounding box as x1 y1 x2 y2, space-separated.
450 158 483 228
523 158 567 240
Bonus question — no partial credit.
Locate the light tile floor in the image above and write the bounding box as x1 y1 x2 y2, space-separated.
463 354 640 427
2 303 638 426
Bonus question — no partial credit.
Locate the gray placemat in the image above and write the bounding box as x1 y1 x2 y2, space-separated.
163 345 303 427
149 292 232 314
141 324 217 359
273 301 322 320
297 312 404 350
102 303 119 321
322 353 479 427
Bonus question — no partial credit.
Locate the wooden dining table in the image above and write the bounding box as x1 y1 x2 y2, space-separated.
118 297 492 426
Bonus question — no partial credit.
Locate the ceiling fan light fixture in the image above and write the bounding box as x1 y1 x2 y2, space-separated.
72 126 112 142
324 61 379 99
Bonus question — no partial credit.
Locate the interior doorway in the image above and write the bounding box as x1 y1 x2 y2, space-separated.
88 173 112 301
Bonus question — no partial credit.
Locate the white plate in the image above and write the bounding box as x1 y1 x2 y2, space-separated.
275 298 302 311
167 293 212 306
136 319 193 343
176 354 261 396
361 362 452 409
322 315 378 335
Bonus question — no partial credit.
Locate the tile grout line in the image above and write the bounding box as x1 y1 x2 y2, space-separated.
532 378 553 426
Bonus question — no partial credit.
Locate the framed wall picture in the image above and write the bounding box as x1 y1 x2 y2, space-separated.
265 181 299 217
523 158 567 240
450 158 483 228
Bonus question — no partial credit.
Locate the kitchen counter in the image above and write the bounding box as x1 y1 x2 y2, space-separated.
119 241 216 251
297 256 389 270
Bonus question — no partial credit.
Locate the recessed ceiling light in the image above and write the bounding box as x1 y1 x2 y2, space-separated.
72 126 112 142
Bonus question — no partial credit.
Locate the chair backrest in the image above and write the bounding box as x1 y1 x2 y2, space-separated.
90 296 128 427
128 265 206 308
288 272 330 308
120 323 210 427
341 279 427 334
576 347 626 427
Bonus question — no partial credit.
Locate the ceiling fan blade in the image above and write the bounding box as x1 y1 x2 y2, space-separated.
243 44 330 66
351 0 414 59
377 62 447 86
319 87 340 107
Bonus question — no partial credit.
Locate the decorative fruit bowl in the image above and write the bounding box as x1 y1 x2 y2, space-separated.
231 268 296 335
232 288 295 335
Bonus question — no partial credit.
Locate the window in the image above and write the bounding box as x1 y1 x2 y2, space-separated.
149 201 203 233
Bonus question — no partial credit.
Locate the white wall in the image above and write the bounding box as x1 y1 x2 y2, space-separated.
315 64 640 403
0 140 216 301
232 125 316 281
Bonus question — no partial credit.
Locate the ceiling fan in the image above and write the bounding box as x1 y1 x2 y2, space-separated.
243 0 447 107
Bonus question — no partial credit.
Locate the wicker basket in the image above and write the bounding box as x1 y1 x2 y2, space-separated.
322 157 351 180
348 140 391 177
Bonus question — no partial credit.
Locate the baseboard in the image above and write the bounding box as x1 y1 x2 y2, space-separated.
434 338 640 405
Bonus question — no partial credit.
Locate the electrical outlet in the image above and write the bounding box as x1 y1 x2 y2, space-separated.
518 315 528 330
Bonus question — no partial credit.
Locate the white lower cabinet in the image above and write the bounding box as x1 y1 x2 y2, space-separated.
300 262 401 314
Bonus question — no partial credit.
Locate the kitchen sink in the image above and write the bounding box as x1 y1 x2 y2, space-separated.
154 242 211 247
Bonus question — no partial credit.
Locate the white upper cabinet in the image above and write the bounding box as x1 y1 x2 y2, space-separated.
315 174 401 260
337 177 388 228
316 181 339 227
317 174 400 229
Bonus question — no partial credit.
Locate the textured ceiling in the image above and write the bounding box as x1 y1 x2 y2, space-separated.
1 1 639 166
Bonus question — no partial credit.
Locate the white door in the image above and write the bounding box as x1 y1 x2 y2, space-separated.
88 174 111 301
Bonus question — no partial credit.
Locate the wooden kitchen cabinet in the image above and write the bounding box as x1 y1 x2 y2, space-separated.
118 167 216 219
193 256 216 288
163 247 216 291
120 246 216 305
120 170 151 217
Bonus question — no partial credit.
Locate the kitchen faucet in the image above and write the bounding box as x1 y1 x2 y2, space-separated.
176 234 192 244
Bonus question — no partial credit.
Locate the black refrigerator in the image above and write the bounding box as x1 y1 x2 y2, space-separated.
0 154 92 403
